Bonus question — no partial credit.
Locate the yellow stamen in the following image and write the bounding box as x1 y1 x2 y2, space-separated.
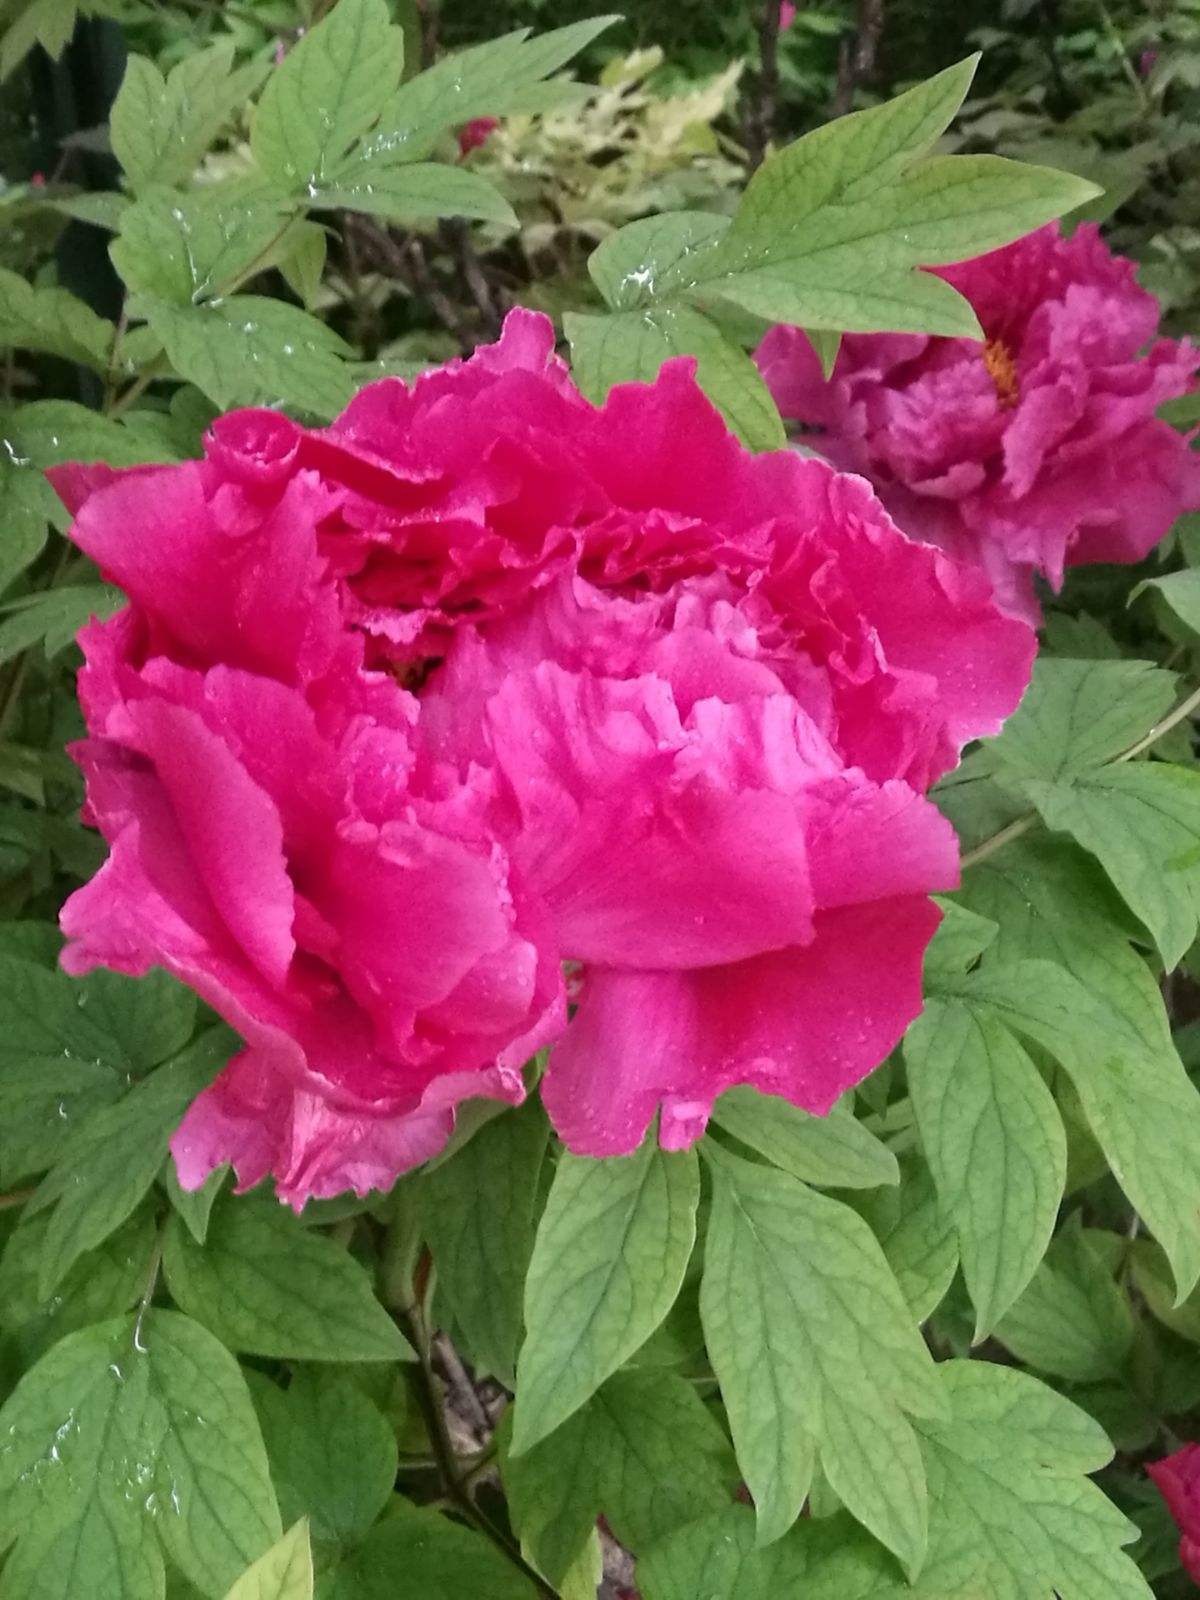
983 338 1019 409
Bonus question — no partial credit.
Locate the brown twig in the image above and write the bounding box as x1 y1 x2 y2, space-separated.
437 219 505 342
831 0 886 118
745 0 785 174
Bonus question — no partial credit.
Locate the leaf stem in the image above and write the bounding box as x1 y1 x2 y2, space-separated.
0 1187 34 1209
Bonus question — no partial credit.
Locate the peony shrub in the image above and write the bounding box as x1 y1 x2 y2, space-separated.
3 10 1200 1599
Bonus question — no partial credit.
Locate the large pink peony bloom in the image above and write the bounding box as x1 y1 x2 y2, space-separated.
54 310 1033 1197
755 223 1200 619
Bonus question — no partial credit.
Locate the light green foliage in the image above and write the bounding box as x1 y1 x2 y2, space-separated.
710 1085 899 1189
222 1523 313 1600
572 55 1096 444
907 997 1066 1338
639 1364 1150 1600
111 47 265 195
0 1310 281 1599
700 1145 943 1566
162 1199 411 1363
511 1138 700 1454
251 0 405 194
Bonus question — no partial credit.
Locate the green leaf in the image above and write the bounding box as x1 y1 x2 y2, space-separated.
993 1219 1135 1382
587 212 733 311
223 1522 313 1600
251 0 403 191
0 1204 156 1350
252 1372 397 1554
143 296 353 417
1135 570 1200 637
421 1099 548 1387
912 1361 1148 1598
906 996 1066 1338
853 1156 959 1324
949 953 1200 1300
641 60 1097 335
4 400 172 470
0 1309 280 1598
31 1028 229 1299
318 1498 537 1599
164 1162 227 1246
510 1138 700 1455
112 189 292 305
111 47 265 194
314 160 516 225
0 0 78 80
1020 763 1200 969
359 18 618 165
278 223 328 310
923 897 998 978
162 1197 411 1362
700 1145 942 1563
0 266 114 371
564 306 784 452
986 657 1178 782
710 1086 899 1189
501 1370 738 1582
0 585 123 665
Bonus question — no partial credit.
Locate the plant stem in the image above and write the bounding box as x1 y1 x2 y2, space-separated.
396 1302 556 1598
0 1187 34 1209
745 0 784 174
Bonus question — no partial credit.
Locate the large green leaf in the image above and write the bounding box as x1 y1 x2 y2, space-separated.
510 1139 700 1455
30 1028 230 1299
0 1204 156 1354
0 1310 281 1599
710 1085 898 1190
851 1156 959 1324
252 1372 397 1555
251 0 403 192
420 1099 548 1387
564 306 784 451
162 1198 411 1363
906 996 1066 1338
700 1145 943 1564
501 1370 738 1582
606 59 1096 335
111 47 266 193
143 296 354 417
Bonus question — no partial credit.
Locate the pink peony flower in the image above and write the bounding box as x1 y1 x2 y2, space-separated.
780 1 797 29
1149 1445 1200 1584
457 117 499 158
53 310 1033 1196
755 223 1200 620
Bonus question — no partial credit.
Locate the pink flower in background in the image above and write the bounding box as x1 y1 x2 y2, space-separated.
780 1 797 28
53 310 1032 1198
457 116 499 157
1149 1446 1200 1584
755 223 1200 620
